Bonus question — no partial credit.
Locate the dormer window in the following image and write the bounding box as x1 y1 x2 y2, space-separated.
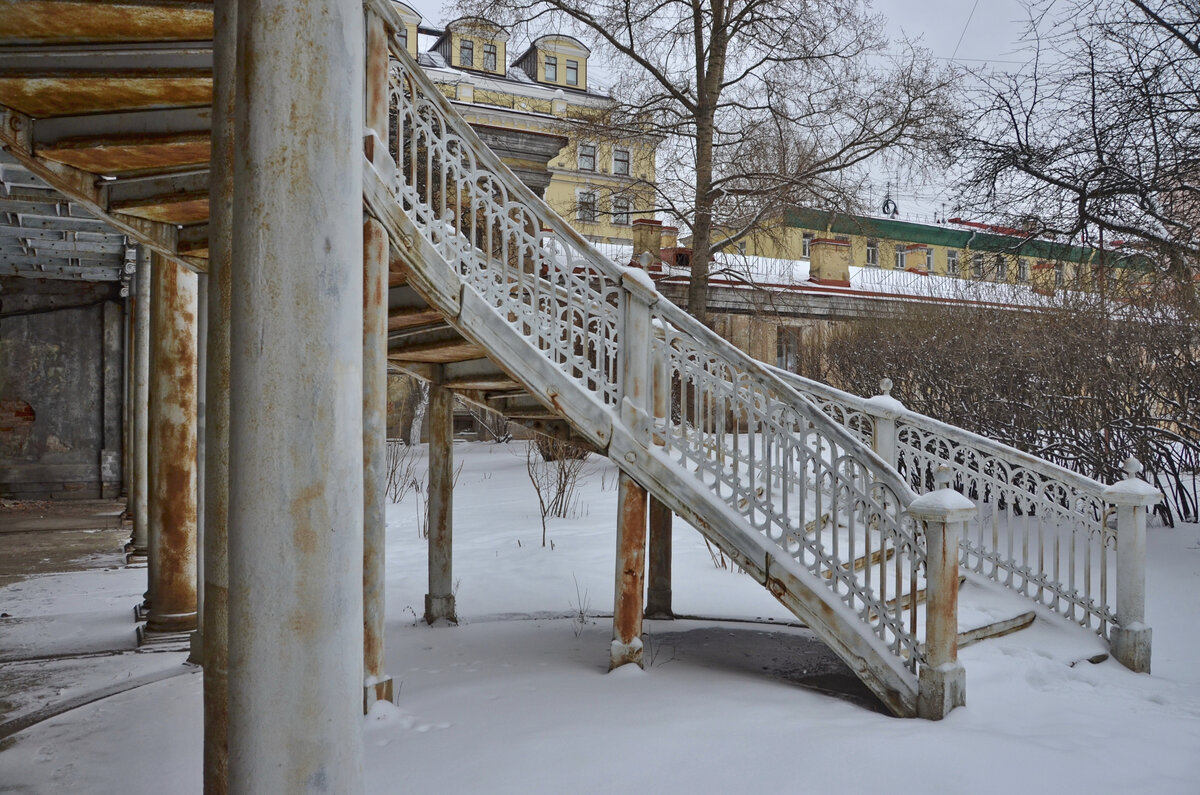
566 59 579 86
578 143 596 172
613 148 630 176
460 40 474 68
484 43 497 71
545 55 558 82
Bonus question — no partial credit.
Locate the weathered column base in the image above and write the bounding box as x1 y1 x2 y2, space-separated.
188 629 203 664
133 596 149 621
916 661 966 719
363 676 395 713
136 624 195 651
125 545 148 565
424 593 457 625
609 638 644 670
1111 623 1152 673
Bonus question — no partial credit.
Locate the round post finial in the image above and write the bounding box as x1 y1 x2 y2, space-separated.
879 377 893 397
1122 456 1142 480
639 251 653 269
934 464 952 490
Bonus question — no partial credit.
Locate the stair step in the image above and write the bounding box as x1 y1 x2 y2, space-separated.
822 545 896 579
957 610 1037 649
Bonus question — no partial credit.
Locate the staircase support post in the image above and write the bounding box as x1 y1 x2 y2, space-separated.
909 467 970 719
646 307 672 619
645 498 673 619
612 473 647 669
1103 457 1158 673
362 4 394 711
425 378 457 624
226 0 365 787
611 266 655 667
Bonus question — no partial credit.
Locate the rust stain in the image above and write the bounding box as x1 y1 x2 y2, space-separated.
40 136 210 175
0 2 213 45
614 475 647 641
0 77 212 118
116 196 210 225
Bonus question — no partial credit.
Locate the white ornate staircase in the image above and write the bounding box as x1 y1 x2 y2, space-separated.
364 9 1155 717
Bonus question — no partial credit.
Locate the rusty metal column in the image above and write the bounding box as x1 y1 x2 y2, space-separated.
142 251 199 640
203 0 235 790
190 271 208 664
425 377 457 624
611 267 653 669
227 0 364 789
361 6 393 712
645 498 672 619
128 248 151 561
612 475 647 668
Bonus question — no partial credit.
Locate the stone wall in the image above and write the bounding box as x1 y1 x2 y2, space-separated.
0 278 124 499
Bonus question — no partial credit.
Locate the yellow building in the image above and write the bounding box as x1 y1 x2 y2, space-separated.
404 6 656 245
713 208 1143 293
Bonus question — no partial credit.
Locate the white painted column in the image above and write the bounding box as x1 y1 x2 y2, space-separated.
129 247 152 560
227 0 365 789
865 378 902 471
361 5 393 712
424 378 457 624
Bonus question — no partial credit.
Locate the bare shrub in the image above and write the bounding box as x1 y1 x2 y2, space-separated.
385 439 422 503
525 436 590 547
456 396 513 442
790 282 1200 525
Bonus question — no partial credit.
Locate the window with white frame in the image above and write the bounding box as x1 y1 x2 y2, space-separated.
544 55 557 82
611 197 630 226
566 59 579 86
459 39 474 68
737 241 747 255
995 254 1008 280
577 191 597 223
1018 258 1029 281
612 148 630 176
894 245 907 270
802 233 813 258
866 239 879 267
947 249 959 276
1055 263 1065 286
483 43 497 71
399 26 408 50
972 253 984 278
577 143 596 172
924 247 934 270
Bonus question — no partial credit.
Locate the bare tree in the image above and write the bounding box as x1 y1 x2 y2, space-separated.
456 0 956 322
957 0 1200 294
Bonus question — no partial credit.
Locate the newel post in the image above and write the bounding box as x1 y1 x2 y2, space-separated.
610 258 656 670
909 466 970 719
1103 456 1158 673
864 377 903 470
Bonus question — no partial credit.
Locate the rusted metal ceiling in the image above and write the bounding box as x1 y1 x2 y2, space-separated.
0 2 214 46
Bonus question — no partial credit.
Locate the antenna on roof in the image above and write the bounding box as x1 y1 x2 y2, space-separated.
881 181 898 218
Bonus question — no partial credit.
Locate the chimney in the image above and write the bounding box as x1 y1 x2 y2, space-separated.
632 218 663 265
661 225 679 249
809 237 851 286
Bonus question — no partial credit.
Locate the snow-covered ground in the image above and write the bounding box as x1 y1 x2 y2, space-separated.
1 441 1198 793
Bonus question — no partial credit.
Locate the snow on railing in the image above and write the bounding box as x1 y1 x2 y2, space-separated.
770 365 1155 670
381 33 934 679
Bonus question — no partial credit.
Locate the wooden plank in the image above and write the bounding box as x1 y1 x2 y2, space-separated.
957 611 1036 650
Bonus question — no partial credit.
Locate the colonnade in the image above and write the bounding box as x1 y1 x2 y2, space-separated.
116 1 677 790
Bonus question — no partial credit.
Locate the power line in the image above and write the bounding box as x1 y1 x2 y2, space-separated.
950 0 982 61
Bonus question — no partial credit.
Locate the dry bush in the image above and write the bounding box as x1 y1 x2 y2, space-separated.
790 280 1200 524
526 436 591 547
